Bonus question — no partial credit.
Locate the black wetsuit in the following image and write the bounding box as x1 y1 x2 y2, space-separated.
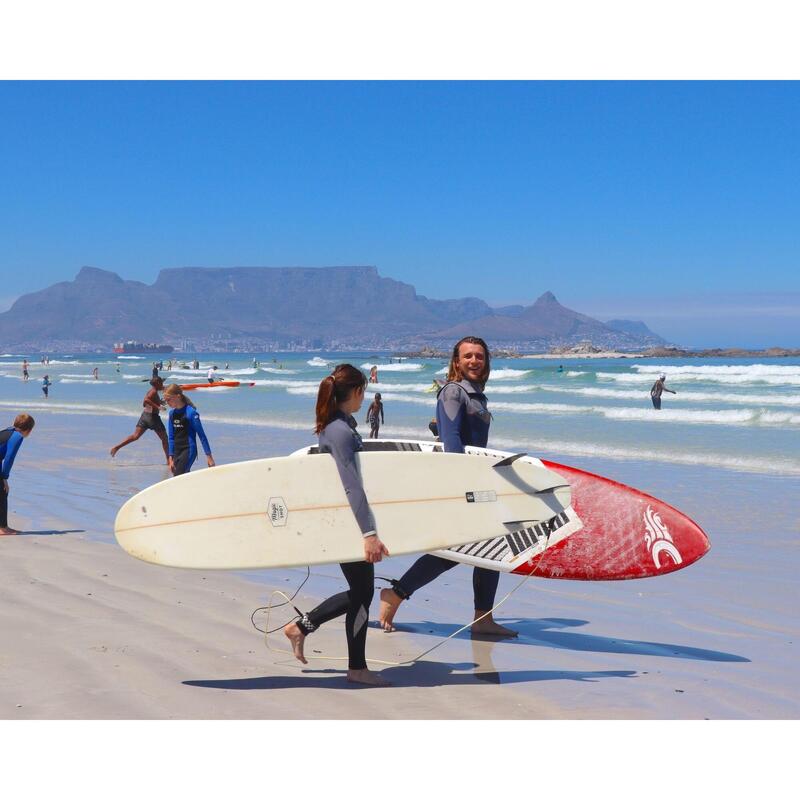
296 411 376 671
391 379 500 610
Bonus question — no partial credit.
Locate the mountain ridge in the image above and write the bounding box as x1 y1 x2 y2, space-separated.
0 266 667 351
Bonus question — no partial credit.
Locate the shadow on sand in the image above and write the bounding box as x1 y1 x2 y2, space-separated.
7 529 85 537
372 617 750 663
183 660 638 691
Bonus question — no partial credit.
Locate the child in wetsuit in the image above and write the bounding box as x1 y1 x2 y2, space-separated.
163 384 215 475
0 414 35 535
365 392 384 439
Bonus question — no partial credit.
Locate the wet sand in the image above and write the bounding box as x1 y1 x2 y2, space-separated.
1 412 798 719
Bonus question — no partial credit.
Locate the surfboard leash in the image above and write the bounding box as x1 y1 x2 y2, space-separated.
258 527 555 668
249 567 310 635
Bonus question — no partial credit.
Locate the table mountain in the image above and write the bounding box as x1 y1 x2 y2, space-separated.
0 266 664 351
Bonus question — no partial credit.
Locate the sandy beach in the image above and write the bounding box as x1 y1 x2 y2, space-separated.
1 410 798 719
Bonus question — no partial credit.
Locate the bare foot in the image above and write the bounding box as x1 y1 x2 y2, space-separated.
347 668 391 686
0 527 20 536
283 621 308 664
110 446 119 458
471 613 518 638
378 588 403 632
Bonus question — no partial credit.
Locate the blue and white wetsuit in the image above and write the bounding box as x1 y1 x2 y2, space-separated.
0 428 25 528
168 405 212 475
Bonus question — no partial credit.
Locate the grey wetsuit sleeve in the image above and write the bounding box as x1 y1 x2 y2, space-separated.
324 423 376 536
437 384 467 454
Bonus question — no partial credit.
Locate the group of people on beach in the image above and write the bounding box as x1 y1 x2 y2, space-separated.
103 337 510 685
4 343 680 685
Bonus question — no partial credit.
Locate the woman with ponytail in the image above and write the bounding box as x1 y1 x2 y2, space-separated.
284 364 391 686
378 336 518 638
163 384 215 476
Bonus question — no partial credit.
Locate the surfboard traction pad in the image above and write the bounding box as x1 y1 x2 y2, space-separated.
304 440 584 574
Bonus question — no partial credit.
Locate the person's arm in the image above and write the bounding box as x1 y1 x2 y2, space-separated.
437 384 466 453
324 424 376 536
190 408 215 465
365 403 372 423
665 386 677 394
167 410 175 456
380 404 384 424
1 431 24 480
324 424 388 562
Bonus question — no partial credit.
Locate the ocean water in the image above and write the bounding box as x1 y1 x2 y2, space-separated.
2 351 800 477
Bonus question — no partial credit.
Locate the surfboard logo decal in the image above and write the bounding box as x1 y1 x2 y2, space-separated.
644 505 682 568
465 490 497 503
268 497 288 527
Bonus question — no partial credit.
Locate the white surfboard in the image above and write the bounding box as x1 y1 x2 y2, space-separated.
114 451 571 569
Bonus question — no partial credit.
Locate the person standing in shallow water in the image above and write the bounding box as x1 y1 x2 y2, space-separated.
365 392 384 439
378 336 518 638
650 373 676 410
283 364 391 687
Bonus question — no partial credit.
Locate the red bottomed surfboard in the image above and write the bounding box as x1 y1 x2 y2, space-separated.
291 440 710 580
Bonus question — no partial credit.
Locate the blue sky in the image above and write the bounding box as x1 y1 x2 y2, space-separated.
1 81 798 347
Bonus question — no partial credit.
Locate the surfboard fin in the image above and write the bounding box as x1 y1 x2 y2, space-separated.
492 453 527 467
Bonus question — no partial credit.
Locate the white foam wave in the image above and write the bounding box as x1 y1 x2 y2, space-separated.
597 371 800 386
360 362 424 372
122 374 146 379
632 363 800 377
117 355 146 360
566 371 587 376
307 357 329 367
252 379 320 389
490 400 800 428
0 400 134 417
59 379 117 384
259 367 298 374
487 435 800 477
488 368 530 380
217 368 258 376
536 385 800 407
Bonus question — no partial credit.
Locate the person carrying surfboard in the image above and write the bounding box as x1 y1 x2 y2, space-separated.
283 364 391 686
163 384 215 476
1 414 35 535
110 377 170 464
378 336 518 638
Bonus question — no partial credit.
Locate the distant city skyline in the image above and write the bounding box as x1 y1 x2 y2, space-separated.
1 81 798 348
